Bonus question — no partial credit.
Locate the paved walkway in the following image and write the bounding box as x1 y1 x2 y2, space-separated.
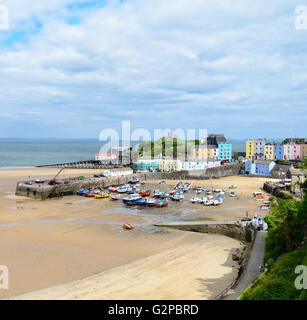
225 231 267 300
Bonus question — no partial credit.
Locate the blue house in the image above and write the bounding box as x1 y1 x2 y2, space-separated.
274 145 284 160
245 160 276 176
218 144 232 160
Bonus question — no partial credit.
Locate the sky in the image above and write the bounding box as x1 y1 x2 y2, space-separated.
0 0 306 140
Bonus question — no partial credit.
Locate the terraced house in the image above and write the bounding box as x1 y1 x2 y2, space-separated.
274 144 284 160
218 143 232 160
246 140 255 160
264 143 274 160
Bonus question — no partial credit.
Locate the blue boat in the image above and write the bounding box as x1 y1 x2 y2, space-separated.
122 195 142 204
128 179 139 184
135 199 148 206
126 188 137 194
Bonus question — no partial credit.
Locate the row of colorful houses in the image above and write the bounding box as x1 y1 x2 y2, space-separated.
246 139 307 161
133 158 221 172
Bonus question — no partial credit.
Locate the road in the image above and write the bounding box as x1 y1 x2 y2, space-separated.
225 231 267 300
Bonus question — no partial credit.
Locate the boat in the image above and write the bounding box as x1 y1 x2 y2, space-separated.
35 179 45 184
85 192 97 197
128 179 139 184
117 187 128 193
155 199 168 207
201 187 207 191
111 194 121 200
213 199 223 205
139 190 151 197
197 190 202 194
190 196 201 203
206 190 212 195
213 189 222 193
171 194 184 201
122 195 142 204
169 190 176 195
126 188 137 194
123 223 135 230
140 181 146 185
204 199 214 206
95 193 110 199
146 198 156 206
229 185 237 189
135 198 148 206
260 205 269 210
153 191 162 198
108 187 118 192
229 192 236 197
160 192 169 198
77 189 86 196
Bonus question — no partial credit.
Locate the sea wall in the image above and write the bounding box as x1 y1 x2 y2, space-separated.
263 182 293 199
154 221 255 243
16 163 241 199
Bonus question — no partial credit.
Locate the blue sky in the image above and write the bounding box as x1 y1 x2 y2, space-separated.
0 0 306 139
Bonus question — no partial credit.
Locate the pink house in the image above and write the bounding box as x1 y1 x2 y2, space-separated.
291 144 300 160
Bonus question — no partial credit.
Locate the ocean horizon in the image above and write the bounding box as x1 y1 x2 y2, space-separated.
0 139 249 168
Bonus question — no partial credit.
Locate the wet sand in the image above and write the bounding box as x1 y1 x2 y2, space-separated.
0 168 277 299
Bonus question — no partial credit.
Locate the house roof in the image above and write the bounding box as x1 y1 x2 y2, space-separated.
254 160 275 165
272 164 291 172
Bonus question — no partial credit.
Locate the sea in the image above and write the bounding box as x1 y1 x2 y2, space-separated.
0 139 246 168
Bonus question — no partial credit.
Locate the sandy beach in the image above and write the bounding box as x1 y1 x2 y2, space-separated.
0 168 277 299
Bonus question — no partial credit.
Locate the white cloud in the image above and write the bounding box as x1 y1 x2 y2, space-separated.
0 0 306 138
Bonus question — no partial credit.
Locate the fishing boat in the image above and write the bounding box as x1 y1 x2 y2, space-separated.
135 198 148 206
146 198 156 206
153 191 162 198
139 190 151 197
126 188 137 194
155 199 168 207
128 179 139 184
95 193 110 199
111 194 121 200
160 192 169 198
108 187 118 192
123 223 135 230
85 191 97 197
122 195 142 204
117 187 128 193
229 185 237 189
171 194 184 201
77 189 86 196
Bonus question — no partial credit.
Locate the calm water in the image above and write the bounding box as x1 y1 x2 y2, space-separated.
0 140 245 168
0 141 106 168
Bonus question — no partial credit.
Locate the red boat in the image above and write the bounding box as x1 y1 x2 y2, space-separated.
139 190 151 197
155 200 168 207
123 223 135 230
85 193 96 197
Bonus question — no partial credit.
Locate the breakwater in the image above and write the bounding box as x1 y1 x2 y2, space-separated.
154 221 255 243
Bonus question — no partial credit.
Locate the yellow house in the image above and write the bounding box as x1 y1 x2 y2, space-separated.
192 146 218 160
246 140 255 160
264 144 274 160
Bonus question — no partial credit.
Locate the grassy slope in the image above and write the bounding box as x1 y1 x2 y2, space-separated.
240 246 307 300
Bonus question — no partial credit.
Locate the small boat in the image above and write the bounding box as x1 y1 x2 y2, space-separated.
229 192 236 197
109 187 118 192
201 187 207 191
85 192 97 197
95 193 110 199
213 199 223 205
260 205 269 210
128 179 139 184
160 192 169 198
77 189 86 196
171 194 184 201
117 187 128 193
35 179 45 184
213 189 222 193
190 197 201 203
197 190 202 194
140 181 146 185
122 195 142 204
229 185 237 189
123 222 135 230
155 199 168 207
204 199 214 206
126 188 137 194
206 190 212 195
135 198 148 206
146 198 156 206
159 180 166 184
25 181 33 185
153 192 162 198
169 190 176 195
111 194 121 200
139 190 151 197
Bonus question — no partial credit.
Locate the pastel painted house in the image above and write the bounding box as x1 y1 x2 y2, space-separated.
218 144 232 160
291 144 300 160
274 144 284 160
245 160 276 176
